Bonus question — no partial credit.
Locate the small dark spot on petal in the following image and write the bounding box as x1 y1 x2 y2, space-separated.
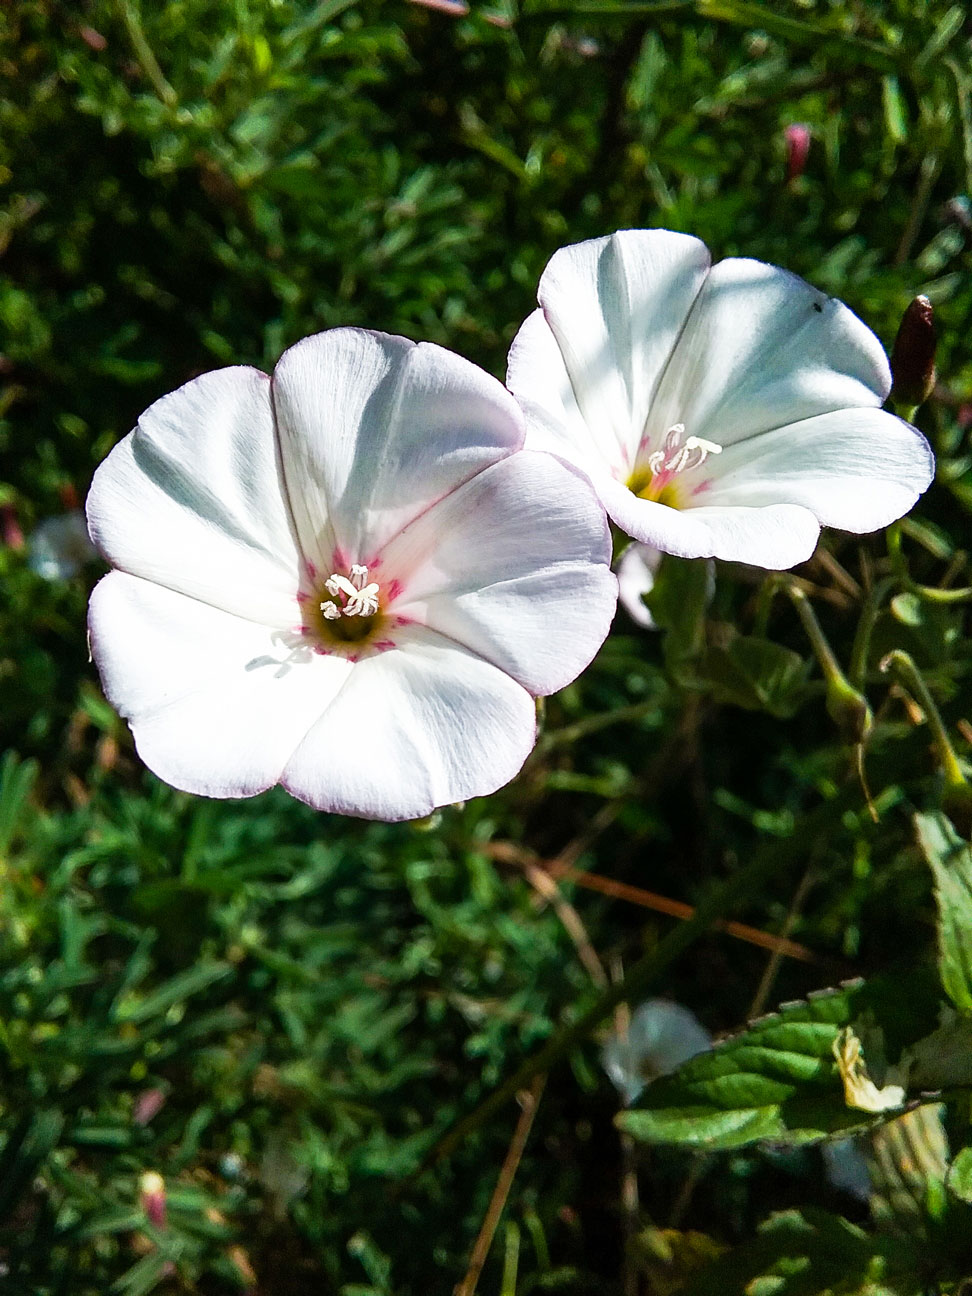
812 302 823 313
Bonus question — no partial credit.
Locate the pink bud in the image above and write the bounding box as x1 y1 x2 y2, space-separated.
407 0 469 13
133 1088 166 1126
139 1171 166 1230
79 26 108 51
784 123 811 183
1 504 24 551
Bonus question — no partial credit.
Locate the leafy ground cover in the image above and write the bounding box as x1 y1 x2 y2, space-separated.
3 1 972 1291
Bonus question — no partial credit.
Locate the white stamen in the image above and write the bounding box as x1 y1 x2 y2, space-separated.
319 565 381 620
645 424 722 479
345 583 380 617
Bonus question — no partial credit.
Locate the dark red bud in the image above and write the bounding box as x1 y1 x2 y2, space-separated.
784 123 811 184
890 295 936 409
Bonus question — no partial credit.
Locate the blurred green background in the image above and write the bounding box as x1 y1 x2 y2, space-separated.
2 1 972 1292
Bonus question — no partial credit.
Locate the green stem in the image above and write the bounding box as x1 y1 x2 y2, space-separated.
887 524 972 605
849 578 893 690
786 581 871 743
786 582 842 682
538 699 659 753
115 0 178 109
881 649 967 789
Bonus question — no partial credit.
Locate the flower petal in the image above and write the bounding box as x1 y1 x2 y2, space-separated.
700 407 934 531
271 329 524 572
89 572 353 798
508 230 711 475
86 367 302 626
382 450 615 694
616 544 660 628
599 476 819 568
281 625 536 820
646 257 892 450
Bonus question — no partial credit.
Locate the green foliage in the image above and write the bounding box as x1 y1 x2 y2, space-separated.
618 973 942 1151
915 811 972 1013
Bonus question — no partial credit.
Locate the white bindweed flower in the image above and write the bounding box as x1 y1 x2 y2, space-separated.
616 543 662 628
28 510 97 581
86 328 617 821
601 999 711 1106
507 229 935 569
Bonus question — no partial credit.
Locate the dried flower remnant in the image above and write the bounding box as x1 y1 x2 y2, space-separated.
507 229 934 569
832 1027 906 1114
87 329 616 821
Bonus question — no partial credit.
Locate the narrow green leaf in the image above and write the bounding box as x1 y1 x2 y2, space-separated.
882 75 908 144
914 812 972 1012
111 960 233 1025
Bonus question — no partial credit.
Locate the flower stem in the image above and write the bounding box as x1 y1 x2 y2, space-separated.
785 581 872 743
114 0 178 109
880 649 967 791
887 524 972 605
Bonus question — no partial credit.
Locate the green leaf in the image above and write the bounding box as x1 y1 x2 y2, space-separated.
643 554 712 670
618 972 940 1151
110 960 233 1025
914 812 972 1012
677 1207 912 1296
946 1146 972 1203
699 634 810 717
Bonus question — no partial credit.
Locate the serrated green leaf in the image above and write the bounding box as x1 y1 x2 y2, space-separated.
618 973 940 1151
914 812 972 1012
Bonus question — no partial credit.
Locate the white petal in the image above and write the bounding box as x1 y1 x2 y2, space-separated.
89 572 352 798
616 544 661 628
600 476 819 569
382 450 616 695
508 230 711 475
700 407 934 531
271 329 524 572
281 625 536 820
647 257 892 450
86 367 301 626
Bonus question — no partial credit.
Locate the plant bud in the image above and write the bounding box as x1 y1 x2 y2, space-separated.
825 674 873 746
890 295 936 409
139 1171 166 1229
784 123 811 183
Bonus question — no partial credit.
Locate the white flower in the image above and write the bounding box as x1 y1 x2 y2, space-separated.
28 510 97 580
507 229 935 570
616 543 662 628
601 999 711 1106
86 329 617 821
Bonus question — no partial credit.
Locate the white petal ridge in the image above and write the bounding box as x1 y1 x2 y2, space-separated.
89 572 353 799
281 625 538 821
86 366 302 627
